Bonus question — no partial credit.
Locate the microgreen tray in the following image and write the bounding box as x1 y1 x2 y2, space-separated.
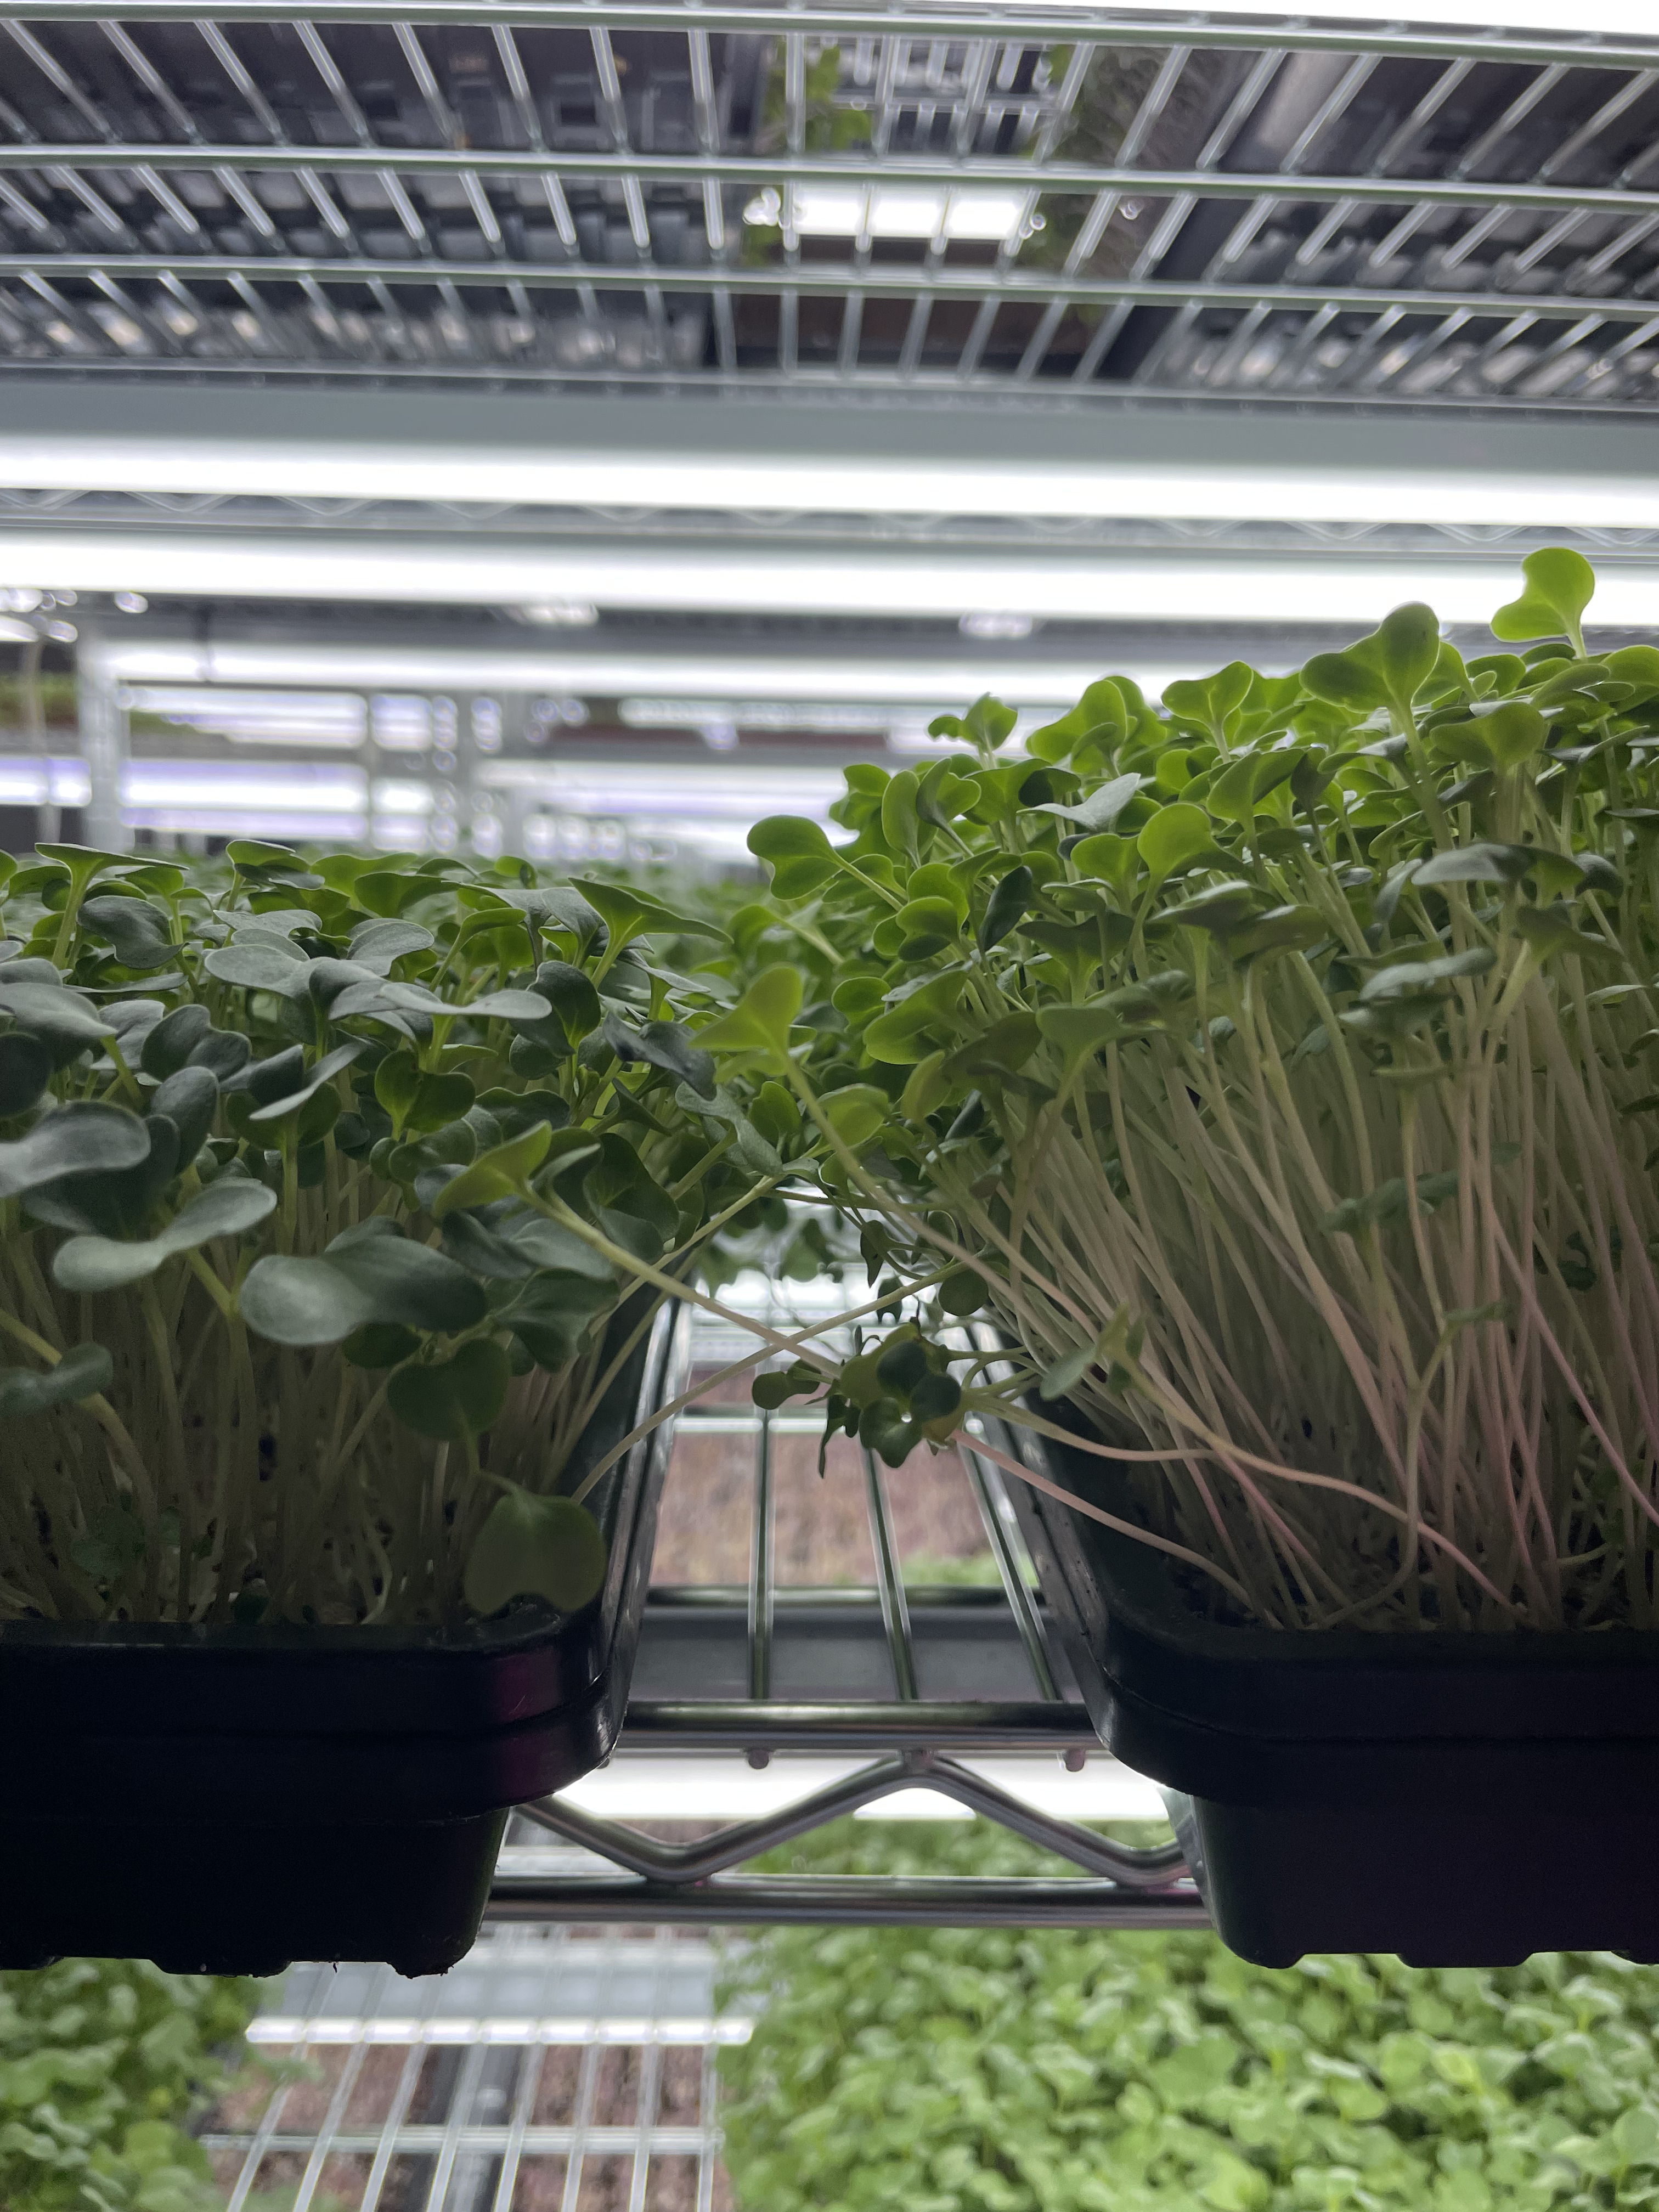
1015 1417 1659 1967
0 1302 684 1977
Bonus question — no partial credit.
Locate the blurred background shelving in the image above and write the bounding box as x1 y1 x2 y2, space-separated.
3 0 1659 857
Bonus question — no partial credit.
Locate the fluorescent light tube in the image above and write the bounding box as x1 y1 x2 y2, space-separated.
125 685 369 748
92 637 1199 706
10 441 1659 531
0 760 90 806
34 533 1659 627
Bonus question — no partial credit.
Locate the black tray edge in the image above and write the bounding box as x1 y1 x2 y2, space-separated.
2 1302 689 1800
1007 1413 1659 1770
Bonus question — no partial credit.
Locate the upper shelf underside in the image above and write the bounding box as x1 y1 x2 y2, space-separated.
4 5 1659 412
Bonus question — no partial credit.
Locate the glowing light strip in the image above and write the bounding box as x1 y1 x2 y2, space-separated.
89 636 1198 706
0 757 856 842
8 439 1659 530
25 533 1658 626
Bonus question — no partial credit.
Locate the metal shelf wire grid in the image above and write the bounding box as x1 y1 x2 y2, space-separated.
479 1292 1205 1931
4 4 1659 409
206 1925 739 2211
12 484 1659 563
199 1293 1202 2207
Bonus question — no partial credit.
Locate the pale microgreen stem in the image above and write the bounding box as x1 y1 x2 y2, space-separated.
279 1124 298 1250
568 1259 960 1509
139 1279 191 1618
104 1035 145 1109
668 1132 732 1200
9 1240 70 1352
560 1291 670 1466
183 1248 238 1318
0 1301 157 1515
522 1184 842 1372
958 1427 1256 1612
428 1438 450 1587
1009 1372 1520 1616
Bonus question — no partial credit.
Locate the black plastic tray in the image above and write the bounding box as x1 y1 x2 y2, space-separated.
1010 1417 1659 1967
1 1301 687 1976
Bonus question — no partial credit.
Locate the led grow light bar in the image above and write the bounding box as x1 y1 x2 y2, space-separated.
90 639 1205 708
15 536 1659 627
9 438 1659 533
0 754 856 851
125 687 369 748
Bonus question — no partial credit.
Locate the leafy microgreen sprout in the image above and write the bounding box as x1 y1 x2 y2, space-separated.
733 556 1659 1632
0 847 814 1629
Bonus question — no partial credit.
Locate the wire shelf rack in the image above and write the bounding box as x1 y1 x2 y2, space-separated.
471 1293 1205 1932
13 484 1659 562
199 1290 1203 2205
206 1926 740 2210
3 4 1659 409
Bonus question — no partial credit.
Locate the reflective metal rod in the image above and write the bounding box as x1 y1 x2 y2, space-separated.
10 3 1659 72
649 1585 1010 1610
749 1409 774 1704
960 1441 1064 1704
10 145 1659 222
862 1447 919 1702
681 1412 823 1436
883 1753 1187 1886
623 1700 1099 1750
518 1752 1184 1885
208 2124 718 2160
1 352 1644 410
484 1874 1210 1928
518 1755 930 1881
9 254 1655 326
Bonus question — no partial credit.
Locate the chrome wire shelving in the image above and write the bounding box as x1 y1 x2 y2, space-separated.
206 1932 740 2210
16 486 1659 562
3 5 1659 409
176 1310 1205 2211
474 1296 1204 1933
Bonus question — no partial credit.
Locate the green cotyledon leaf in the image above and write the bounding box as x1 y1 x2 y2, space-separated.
0 974 118 1063
696 966 804 1062
819 1084 889 1150
78 895 177 972
1302 602 1441 726
431 1121 556 1218
239 1223 486 1346
978 865 1034 953
1492 546 1596 653
53 1178 276 1293
1136 804 1226 884
748 815 841 899
0 1032 52 1118
0 1102 150 1199
0 1340 114 1419
570 877 728 948
388 1338 511 1441
465 1492 607 1615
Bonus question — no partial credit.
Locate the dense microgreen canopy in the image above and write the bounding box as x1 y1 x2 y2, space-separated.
0 843 795 1630
0 1956 258 2212
721 1822 1659 2212
736 555 1659 1632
